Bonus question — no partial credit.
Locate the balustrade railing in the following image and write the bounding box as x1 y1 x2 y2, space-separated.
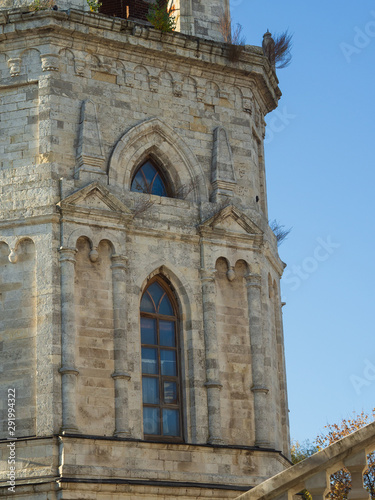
235 421 375 500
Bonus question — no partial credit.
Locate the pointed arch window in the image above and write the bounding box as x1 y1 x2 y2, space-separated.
140 277 182 440
131 159 169 197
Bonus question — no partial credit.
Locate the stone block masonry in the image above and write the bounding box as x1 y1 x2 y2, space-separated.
0 4 290 498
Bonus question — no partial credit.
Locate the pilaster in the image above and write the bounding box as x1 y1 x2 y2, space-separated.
245 272 270 447
111 254 132 438
59 247 79 433
200 268 223 445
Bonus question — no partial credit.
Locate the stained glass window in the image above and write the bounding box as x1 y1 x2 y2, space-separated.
140 278 181 440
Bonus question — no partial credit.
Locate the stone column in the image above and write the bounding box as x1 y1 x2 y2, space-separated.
305 471 330 500
245 272 270 447
345 451 371 500
200 268 223 444
111 254 131 438
58 247 79 433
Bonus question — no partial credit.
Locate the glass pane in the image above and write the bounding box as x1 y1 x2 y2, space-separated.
152 174 167 197
159 320 175 347
159 294 173 316
141 161 157 187
143 407 160 435
162 409 180 436
164 381 177 404
141 348 158 375
141 317 157 345
147 282 165 311
142 377 159 404
131 161 167 197
140 291 155 313
131 171 147 193
160 349 177 376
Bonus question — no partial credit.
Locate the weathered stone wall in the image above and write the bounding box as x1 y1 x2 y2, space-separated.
0 239 36 438
0 7 290 498
216 257 255 446
75 237 116 436
191 0 229 41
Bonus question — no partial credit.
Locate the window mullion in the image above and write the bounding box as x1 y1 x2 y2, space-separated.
157 317 163 436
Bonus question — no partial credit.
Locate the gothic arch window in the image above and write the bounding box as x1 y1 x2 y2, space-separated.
140 277 182 440
130 159 170 197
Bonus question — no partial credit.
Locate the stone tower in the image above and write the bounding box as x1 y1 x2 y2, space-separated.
0 0 290 498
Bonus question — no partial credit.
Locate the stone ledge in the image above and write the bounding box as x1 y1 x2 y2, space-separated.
0 9 280 112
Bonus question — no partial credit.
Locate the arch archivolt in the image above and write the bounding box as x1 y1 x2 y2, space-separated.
108 117 208 202
133 261 204 442
135 261 195 321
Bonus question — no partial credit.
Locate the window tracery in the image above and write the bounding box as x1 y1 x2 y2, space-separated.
140 277 182 440
131 159 169 197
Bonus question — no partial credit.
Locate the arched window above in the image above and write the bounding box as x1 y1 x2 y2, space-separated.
131 159 169 197
140 278 182 440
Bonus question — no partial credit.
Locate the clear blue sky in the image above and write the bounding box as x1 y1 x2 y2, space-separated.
230 0 375 444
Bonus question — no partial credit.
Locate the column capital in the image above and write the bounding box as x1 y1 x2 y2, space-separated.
111 371 131 381
251 385 269 394
245 272 261 288
204 380 223 390
111 254 128 270
59 247 77 263
200 268 216 283
59 366 79 376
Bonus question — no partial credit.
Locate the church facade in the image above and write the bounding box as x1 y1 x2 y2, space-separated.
0 0 290 498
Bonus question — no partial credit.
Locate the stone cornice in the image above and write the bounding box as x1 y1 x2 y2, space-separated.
0 9 281 113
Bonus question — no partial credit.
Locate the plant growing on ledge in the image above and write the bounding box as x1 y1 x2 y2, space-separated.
219 9 246 62
274 30 293 69
86 0 102 13
147 0 177 33
30 0 55 11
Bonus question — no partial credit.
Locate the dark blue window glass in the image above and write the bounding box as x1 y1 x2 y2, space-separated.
159 295 174 316
162 409 180 437
163 381 177 404
159 321 175 347
143 407 160 435
140 278 181 439
142 377 159 404
142 348 158 374
161 350 177 376
140 292 155 313
141 317 157 345
131 160 168 197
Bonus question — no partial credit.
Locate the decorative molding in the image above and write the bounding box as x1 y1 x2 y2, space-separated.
41 53 60 72
199 205 263 244
75 99 106 179
204 381 223 390
245 272 261 288
59 366 80 376
251 385 269 394
8 249 18 264
8 58 21 77
111 372 131 381
211 127 236 202
57 181 133 224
